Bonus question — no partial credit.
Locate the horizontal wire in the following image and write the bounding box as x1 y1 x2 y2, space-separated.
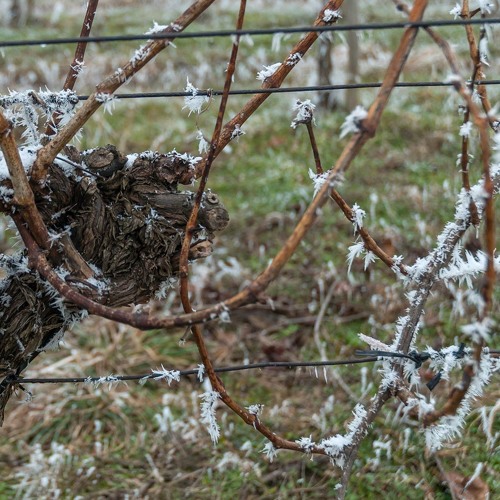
9 348 498 386
76 79 500 101
11 357 379 385
1 17 500 48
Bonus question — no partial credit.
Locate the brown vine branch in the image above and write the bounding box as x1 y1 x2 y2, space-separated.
31 0 218 183
45 0 100 136
303 109 406 273
194 0 345 178
393 0 496 428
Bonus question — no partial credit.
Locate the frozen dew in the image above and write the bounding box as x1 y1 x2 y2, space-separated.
308 168 330 197
340 106 368 138
256 63 281 82
183 78 210 115
151 365 181 385
351 203 366 231
346 241 365 273
323 9 342 23
246 404 264 416
230 124 245 141
261 442 279 462
459 121 473 137
449 3 461 18
291 99 315 129
296 435 315 453
199 390 221 444
95 92 117 115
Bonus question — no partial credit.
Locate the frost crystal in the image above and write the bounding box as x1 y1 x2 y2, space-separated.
351 203 366 231
256 63 281 82
308 168 330 197
323 9 342 23
95 92 117 115
346 241 365 273
230 124 245 140
425 354 495 451
196 364 205 382
476 0 493 14
296 435 315 453
319 404 367 468
340 106 367 138
183 78 209 115
461 318 494 342
479 36 490 66
199 390 221 444
151 365 181 385
291 99 315 129
261 442 279 462
196 130 210 153
459 121 473 137
246 404 264 416
449 3 461 18
286 52 302 67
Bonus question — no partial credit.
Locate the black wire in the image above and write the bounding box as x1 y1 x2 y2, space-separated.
8 348 498 386
75 80 500 101
1 18 500 48
9 357 379 385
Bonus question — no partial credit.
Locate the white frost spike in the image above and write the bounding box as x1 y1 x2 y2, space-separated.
197 364 205 382
459 121 473 137
151 365 181 385
351 203 366 231
199 390 221 444
291 99 315 129
308 168 330 197
449 3 461 18
425 354 495 451
364 251 377 270
479 36 490 66
261 442 279 462
95 93 117 115
183 78 209 115
323 9 342 23
256 63 281 82
296 435 315 453
461 318 494 342
340 106 367 138
246 404 264 416
230 124 245 140
358 333 391 352
477 0 493 15
196 130 209 154
346 241 364 273
319 404 367 468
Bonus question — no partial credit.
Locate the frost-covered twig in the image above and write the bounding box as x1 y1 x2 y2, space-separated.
46 0 100 135
31 0 218 183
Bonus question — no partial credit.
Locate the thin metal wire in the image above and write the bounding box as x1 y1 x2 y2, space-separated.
1 17 499 48
9 348 498 386
8 357 379 385
76 80 500 101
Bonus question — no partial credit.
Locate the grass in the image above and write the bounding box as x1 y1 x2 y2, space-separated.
1 1 499 498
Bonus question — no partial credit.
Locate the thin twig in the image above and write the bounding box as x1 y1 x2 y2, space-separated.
45 0 100 136
31 0 218 183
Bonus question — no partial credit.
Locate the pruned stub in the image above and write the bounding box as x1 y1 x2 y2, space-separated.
0 144 229 419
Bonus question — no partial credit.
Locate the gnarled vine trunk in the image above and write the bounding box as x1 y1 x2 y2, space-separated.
0 145 229 422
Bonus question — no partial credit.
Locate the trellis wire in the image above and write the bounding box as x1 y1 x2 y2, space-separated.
1 17 500 48
75 80 500 101
8 348 498 387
